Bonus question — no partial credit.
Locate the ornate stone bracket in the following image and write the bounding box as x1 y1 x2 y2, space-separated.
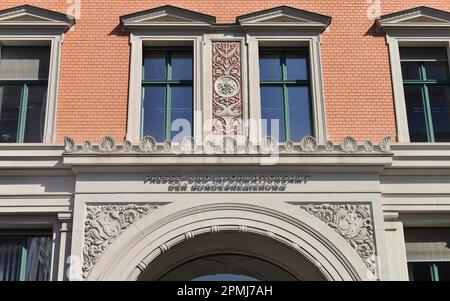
299 204 377 276
83 204 158 279
64 135 392 155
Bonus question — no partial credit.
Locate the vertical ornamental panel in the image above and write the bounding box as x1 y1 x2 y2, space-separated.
212 41 243 135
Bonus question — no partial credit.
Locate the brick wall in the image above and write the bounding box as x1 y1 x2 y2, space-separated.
2 1 450 143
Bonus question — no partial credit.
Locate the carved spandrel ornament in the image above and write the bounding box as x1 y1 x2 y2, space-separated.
82 204 157 279
300 204 377 276
212 41 243 135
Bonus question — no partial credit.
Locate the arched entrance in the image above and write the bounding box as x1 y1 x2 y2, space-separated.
138 232 325 281
85 202 372 281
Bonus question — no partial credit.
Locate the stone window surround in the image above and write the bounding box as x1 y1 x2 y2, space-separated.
126 33 204 144
126 31 327 145
386 34 450 143
247 34 327 144
0 34 63 144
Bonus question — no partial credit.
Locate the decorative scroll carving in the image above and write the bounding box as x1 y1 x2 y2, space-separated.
212 41 243 135
83 204 157 278
300 204 376 275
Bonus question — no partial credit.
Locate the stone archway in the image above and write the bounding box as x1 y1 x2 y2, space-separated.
83 202 375 281
138 232 325 281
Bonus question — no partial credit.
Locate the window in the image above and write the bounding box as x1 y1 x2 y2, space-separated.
404 228 450 281
400 47 450 142
0 231 52 281
259 48 313 142
142 48 193 142
0 46 50 143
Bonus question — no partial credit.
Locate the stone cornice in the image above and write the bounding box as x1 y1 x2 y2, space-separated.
120 5 215 30
377 6 450 30
237 5 331 31
0 5 75 30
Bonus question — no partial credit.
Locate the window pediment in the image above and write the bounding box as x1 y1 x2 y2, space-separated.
120 5 216 29
236 6 331 31
377 6 450 30
0 5 75 30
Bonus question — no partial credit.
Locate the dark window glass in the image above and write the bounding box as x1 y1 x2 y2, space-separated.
0 234 52 281
0 85 21 143
259 52 281 81
408 262 433 281
424 62 449 81
24 85 48 143
142 48 193 142
429 86 450 142
438 262 450 281
400 47 450 142
408 262 450 281
170 86 193 142
286 52 308 81
0 46 50 143
288 86 312 141
259 48 313 142
401 62 421 80
404 86 428 142
171 52 193 81
142 86 165 142
261 86 284 142
143 51 165 80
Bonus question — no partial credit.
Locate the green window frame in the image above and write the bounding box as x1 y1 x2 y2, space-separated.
401 48 450 142
0 80 48 143
141 47 193 141
259 48 313 141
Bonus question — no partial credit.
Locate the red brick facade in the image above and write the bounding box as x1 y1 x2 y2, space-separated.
2 0 450 143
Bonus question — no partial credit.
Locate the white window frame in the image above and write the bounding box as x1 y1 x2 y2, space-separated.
386 35 450 143
126 33 203 144
247 34 327 144
0 35 63 144
0 5 74 144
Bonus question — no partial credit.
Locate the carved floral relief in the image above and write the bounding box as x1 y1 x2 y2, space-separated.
212 41 243 135
300 204 377 276
82 204 157 278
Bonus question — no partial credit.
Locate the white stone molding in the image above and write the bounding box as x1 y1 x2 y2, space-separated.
124 33 203 143
377 6 450 30
98 136 116 153
63 135 392 155
378 6 450 143
121 6 212 143
300 136 318 153
0 5 75 29
237 6 331 31
84 202 375 281
120 5 215 30
300 203 376 276
82 204 158 279
245 34 328 144
0 5 75 144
